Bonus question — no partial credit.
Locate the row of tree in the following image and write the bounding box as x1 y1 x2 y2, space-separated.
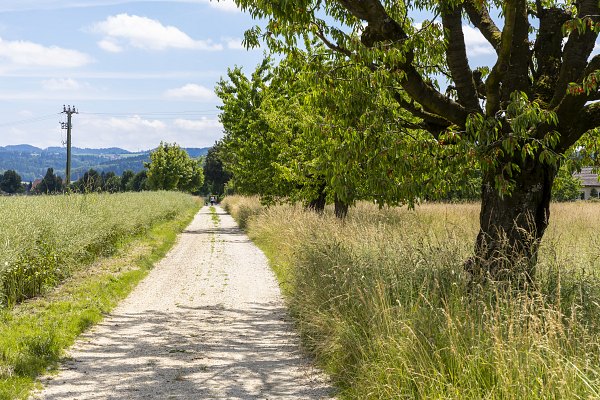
0 170 24 194
10 142 206 195
217 0 600 282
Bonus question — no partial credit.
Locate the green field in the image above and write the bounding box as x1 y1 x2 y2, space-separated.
223 196 600 399
0 192 199 307
0 192 200 399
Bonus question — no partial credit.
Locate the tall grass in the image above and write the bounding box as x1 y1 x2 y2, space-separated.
0 192 199 307
223 196 600 399
221 195 262 230
0 196 199 400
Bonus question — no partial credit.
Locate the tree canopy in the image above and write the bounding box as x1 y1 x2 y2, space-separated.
146 142 204 193
219 0 600 281
202 143 232 196
36 168 63 194
0 170 23 194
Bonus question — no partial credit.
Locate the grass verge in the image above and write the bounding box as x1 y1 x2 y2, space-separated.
0 197 200 400
222 195 600 399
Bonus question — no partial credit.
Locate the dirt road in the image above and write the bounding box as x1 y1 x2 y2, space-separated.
33 206 333 399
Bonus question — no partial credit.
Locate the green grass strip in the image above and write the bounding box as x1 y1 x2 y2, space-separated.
0 201 200 400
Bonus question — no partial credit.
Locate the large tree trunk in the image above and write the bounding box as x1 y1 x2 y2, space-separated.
334 195 349 219
307 181 326 214
467 160 558 286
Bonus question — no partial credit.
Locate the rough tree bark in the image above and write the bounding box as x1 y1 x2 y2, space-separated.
307 180 327 213
334 195 349 219
468 158 558 284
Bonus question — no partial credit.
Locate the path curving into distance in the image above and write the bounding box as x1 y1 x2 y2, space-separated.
33 206 333 400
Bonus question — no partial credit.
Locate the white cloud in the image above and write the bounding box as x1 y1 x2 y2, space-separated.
200 0 239 12
41 78 84 91
174 117 221 131
91 14 223 51
165 84 216 101
98 39 123 53
0 70 223 80
463 25 495 57
0 37 92 68
77 115 223 150
105 115 167 131
224 37 246 50
18 110 34 117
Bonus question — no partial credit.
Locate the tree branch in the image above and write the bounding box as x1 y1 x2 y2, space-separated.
312 23 353 58
392 91 451 138
558 101 600 152
463 1 502 53
485 0 518 116
532 7 571 103
503 0 531 96
440 3 481 112
550 0 600 107
334 0 469 127
554 54 600 134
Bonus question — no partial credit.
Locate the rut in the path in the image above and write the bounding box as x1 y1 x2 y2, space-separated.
33 206 333 400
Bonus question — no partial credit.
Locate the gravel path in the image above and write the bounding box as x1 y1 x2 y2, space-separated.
33 206 333 399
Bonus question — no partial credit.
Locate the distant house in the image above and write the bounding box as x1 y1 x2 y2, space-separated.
574 167 600 200
30 178 42 192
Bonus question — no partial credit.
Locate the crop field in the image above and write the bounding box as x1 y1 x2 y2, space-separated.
0 191 200 399
0 192 199 307
223 196 600 399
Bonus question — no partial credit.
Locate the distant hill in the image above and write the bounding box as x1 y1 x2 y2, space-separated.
0 145 210 182
44 146 134 155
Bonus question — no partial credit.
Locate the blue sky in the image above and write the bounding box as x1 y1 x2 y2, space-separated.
0 0 264 151
0 1 546 152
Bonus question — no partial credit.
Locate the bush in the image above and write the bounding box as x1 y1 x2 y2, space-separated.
221 195 263 230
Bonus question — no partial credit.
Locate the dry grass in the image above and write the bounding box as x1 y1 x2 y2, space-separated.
223 195 600 399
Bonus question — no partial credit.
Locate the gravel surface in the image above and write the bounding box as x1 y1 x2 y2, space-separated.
32 206 334 399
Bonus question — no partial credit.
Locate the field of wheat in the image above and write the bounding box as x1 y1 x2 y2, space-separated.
0 192 199 307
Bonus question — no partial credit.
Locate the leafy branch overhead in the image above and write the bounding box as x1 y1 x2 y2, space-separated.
222 0 600 280
239 1 600 144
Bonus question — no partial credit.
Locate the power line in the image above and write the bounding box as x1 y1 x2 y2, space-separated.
0 113 60 128
80 110 220 117
0 109 222 129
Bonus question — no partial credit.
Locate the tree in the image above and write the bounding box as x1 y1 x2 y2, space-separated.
129 170 148 192
234 0 600 282
104 174 122 193
74 169 103 193
216 59 337 210
121 170 135 192
36 168 63 194
0 170 23 194
146 142 204 193
203 143 232 196
216 60 295 202
552 166 582 201
218 53 475 216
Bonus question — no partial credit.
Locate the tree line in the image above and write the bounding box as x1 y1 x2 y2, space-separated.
216 0 600 283
0 142 209 195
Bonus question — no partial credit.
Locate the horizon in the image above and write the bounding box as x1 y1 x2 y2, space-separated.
0 1 263 151
0 142 211 153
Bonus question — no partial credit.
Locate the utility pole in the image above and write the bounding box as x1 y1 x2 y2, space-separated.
61 105 78 187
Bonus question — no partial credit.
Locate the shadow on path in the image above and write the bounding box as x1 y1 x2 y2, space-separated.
36 206 333 399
